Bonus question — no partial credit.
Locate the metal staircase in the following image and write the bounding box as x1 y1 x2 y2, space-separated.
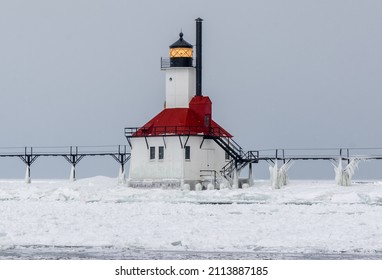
206 136 259 179
220 150 258 179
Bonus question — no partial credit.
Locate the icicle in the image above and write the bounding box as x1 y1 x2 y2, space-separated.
269 160 280 189
25 166 31 184
333 158 343 185
269 160 293 189
69 165 76 182
279 160 293 186
333 158 361 186
346 158 360 178
117 166 126 185
232 168 239 189
248 163 254 187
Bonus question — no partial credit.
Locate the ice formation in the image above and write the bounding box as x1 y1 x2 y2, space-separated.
232 169 239 189
69 166 76 182
117 167 126 185
333 158 361 186
269 160 294 189
207 183 215 190
24 166 31 184
248 163 254 187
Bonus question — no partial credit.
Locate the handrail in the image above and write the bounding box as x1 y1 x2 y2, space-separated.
125 126 231 137
0 145 130 157
160 57 196 69
220 150 260 176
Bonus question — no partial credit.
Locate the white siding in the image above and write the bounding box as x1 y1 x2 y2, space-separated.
128 136 227 188
165 68 195 108
129 137 183 180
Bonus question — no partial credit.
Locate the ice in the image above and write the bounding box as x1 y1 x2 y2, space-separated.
69 165 76 182
1 177 382 257
232 169 239 189
207 183 214 190
117 167 126 185
195 183 202 191
25 166 31 184
269 160 293 189
333 158 361 186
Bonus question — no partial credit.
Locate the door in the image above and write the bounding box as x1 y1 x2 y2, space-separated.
201 149 215 171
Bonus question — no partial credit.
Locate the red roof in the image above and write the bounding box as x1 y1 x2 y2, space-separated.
133 96 232 137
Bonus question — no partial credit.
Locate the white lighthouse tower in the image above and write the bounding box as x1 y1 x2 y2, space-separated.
126 18 236 189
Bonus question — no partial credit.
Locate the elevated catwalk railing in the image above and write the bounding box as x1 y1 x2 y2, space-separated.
0 145 131 183
255 148 382 162
249 148 382 187
217 147 382 187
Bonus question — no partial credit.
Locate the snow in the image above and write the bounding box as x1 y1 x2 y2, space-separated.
1 177 382 258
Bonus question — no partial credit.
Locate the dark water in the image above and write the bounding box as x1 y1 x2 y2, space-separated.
1 245 381 260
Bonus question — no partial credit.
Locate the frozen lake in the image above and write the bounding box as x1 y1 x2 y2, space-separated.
2 245 382 260
1 177 382 260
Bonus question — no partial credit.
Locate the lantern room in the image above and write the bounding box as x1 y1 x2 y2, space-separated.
169 32 193 67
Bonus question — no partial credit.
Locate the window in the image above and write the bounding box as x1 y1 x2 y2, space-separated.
159 146 164 160
185 146 190 160
204 114 210 127
150 146 155 160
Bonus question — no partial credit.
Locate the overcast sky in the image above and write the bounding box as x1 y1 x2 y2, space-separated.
1 0 381 179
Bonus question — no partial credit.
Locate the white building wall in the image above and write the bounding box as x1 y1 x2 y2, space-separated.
128 137 183 180
128 136 228 188
165 68 196 108
183 137 226 180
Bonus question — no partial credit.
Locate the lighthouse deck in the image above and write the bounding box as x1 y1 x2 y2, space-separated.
125 125 232 138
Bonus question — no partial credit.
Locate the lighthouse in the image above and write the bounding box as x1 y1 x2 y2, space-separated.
125 18 236 189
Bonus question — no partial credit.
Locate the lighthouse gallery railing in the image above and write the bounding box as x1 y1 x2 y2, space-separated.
124 126 231 138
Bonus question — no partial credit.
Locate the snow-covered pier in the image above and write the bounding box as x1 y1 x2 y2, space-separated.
0 145 130 183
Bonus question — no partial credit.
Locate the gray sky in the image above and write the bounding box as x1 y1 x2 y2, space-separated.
1 0 382 179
